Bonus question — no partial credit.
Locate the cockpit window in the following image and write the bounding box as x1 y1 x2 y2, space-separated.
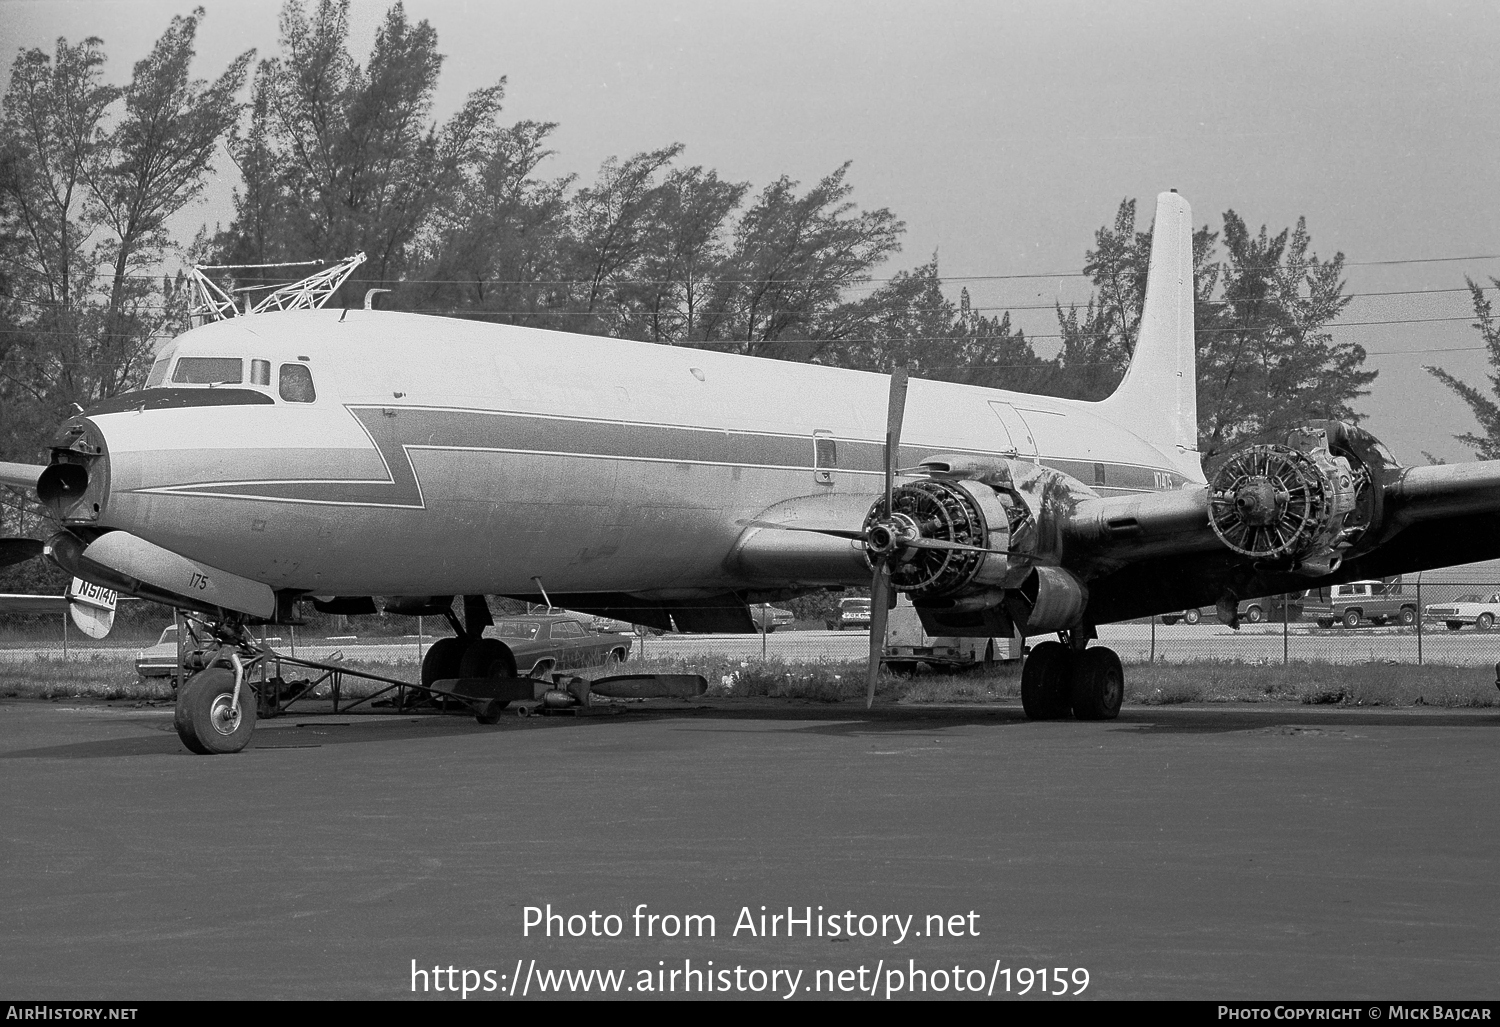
144 358 171 389
250 359 271 386
279 363 316 403
172 357 243 384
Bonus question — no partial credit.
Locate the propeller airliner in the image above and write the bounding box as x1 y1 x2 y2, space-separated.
4 191 1498 753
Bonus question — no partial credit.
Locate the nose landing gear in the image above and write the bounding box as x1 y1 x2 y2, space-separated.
174 660 258 755
1019 633 1123 721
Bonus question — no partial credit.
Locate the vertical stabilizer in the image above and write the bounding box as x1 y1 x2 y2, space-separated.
1098 191 1201 481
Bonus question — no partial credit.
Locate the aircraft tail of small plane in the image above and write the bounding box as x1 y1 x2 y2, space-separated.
1097 190 1202 482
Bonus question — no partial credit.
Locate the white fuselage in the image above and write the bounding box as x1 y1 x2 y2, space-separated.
83 310 1202 596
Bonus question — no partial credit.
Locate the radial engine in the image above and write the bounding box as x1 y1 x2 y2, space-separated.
863 478 1012 597
1207 423 1381 576
860 466 1090 637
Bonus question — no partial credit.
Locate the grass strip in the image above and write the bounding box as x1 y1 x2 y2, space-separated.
2 652 1496 709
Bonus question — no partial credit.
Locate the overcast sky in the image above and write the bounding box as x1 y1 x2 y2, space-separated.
4 0 1499 463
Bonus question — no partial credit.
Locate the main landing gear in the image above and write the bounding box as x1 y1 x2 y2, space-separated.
1020 630 1123 721
413 595 518 719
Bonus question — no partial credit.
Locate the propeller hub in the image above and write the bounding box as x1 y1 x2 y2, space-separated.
865 514 917 558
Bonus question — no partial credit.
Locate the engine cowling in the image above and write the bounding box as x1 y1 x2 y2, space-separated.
863 478 1011 598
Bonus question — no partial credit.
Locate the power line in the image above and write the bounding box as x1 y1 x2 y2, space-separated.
6 251 1500 288
0 310 1488 343
11 279 1500 317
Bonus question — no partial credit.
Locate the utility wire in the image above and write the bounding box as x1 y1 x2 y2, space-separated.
6 251 1500 287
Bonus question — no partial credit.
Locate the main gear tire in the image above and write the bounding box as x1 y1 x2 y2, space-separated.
459 637 517 680
420 637 465 688
1021 641 1073 720
1070 647 1124 721
174 667 256 755
457 638 518 714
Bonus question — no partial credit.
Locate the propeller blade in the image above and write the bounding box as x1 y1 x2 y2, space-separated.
885 366 909 515
0 538 44 568
866 557 892 709
735 519 867 540
900 537 1002 554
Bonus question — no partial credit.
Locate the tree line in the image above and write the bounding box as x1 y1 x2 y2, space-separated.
7 0 1446 589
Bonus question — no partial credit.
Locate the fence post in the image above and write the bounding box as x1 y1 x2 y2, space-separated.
1282 592 1289 665
1416 580 1423 666
1150 616 1156 663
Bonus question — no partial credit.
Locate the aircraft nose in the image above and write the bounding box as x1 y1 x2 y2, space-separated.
39 416 110 525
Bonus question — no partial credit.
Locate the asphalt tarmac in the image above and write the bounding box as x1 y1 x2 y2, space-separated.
2 696 1498 1001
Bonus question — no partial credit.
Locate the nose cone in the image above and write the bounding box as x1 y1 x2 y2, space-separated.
41 416 110 525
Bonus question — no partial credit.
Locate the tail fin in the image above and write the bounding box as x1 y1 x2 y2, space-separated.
1098 191 1201 481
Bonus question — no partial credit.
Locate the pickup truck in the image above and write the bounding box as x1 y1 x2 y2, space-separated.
1423 592 1500 631
1304 580 1417 628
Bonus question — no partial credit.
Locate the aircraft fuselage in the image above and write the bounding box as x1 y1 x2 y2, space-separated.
60 310 1201 598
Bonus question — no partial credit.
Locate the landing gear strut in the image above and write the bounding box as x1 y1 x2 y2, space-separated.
174 651 259 754
414 595 519 717
1020 630 1123 721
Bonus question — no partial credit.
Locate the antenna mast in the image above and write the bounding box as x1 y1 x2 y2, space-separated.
189 253 368 326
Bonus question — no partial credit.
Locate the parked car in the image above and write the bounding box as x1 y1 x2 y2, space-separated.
827 597 872 631
1158 595 1303 626
137 622 283 683
136 624 192 682
1304 579 1416 628
490 615 632 676
588 615 667 637
1423 592 1500 631
750 603 794 633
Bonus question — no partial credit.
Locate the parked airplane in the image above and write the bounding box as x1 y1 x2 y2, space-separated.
2 191 1498 754
0 577 119 637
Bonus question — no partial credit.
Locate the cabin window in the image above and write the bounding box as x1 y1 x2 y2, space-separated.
279 363 316 403
144 358 171 388
250 359 271 386
172 357 243 384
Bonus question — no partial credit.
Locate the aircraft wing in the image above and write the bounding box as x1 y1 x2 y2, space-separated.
0 461 46 491
1067 443 1500 625
0 594 68 614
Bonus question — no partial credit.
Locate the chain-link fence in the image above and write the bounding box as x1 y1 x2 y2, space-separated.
633 578 1500 669
8 576 1500 671
1112 579 1500 667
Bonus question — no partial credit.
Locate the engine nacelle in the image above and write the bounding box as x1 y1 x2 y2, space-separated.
864 478 1011 598
1208 424 1372 575
1016 565 1089 634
